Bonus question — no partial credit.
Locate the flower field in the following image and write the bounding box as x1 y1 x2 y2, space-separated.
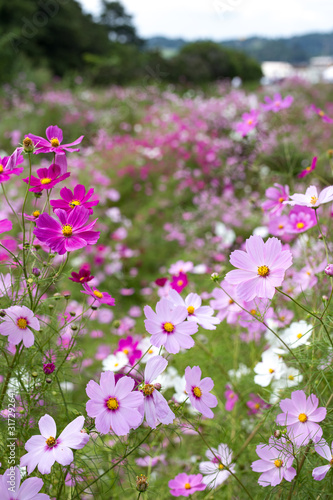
0 78 333 499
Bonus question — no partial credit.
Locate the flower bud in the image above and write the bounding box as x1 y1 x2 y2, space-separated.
273 430 281 439
32 267 41 277
45 378 52 384
113 320 121 328
136 474 149 492
53 293 62 300
210 272 219 282
71 325 78 331
31 371 38 378
23 137 34 152
324 264 333 276
62 291 71 299
34 192 43 199
69 311 76 317
327 149 333 159
0 310 6 317
154 383 162 391
91 305 98 310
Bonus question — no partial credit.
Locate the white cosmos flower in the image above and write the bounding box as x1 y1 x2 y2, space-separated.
279 320 313 349
284 185 333 208
137 337 160 363
102 351 128 372
254 350 287 387
0 273 12 297
199 443 235 489
270 366 303 403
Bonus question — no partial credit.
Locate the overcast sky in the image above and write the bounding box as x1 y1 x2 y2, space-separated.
79 0 333 40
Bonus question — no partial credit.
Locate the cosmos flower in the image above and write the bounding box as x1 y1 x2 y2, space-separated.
50 184 99 214
69 267 94 283
225 235 293 301
170 272 188 293
144 298 198 354
224 385 239 412
27 125 84 155
85 371 143 435
262 184 289 216
285 206 317 234
254 350 287 387
102 352 129 372
0 153 24 183
138 355 175 428
312 440 333 481
0 273 12 297
0 219 12 234
81 283 115 306
20 414 89 474
115 336 141 365
0 305 40 348
311 105 333 124
184 365 217 418
22 164 70 192
199 443 235 489
169 473 206 497
251 437 296 487
210 281 243 324
298 156 317 178
276 390 326 446
0 467 50 499
284 185 333 208
246 394 270 415
33 206 100 255
169 289 220 330
261 93 293 112
235 109 259 136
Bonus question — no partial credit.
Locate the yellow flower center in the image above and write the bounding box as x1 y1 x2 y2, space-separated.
298 413 308 423
268 368 274 374
106 397 119 410
40 178 52 185
17 318 27 329
0 164 3 173
123 349 129 354
46 436 56 447
32 210 40 218
229 299 234 304
297 333 303 339
254 403 260 409
193 386 202 398
93 290 103 299
247 119 253 125
229 393 234 399
219 463 224 470
319 110 325 117
310 196 318 205
306 166 311 171
142 383 155 396
278 197 284 203
250 309 257 315
184 483 191 490
296 222 304 229
177 280 183 286
69 200 81 208
163 322 175 333
278 224 284 229
288 375 295 380
187 305 195 315
62 224 73 237
274 459 283 468
258 265 269 277
148 349 154 354
330 456 333 466
50 137 60 147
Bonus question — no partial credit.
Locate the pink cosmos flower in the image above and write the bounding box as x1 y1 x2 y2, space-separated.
0 219 12 234
235 109 259 136
33 206 100 255
81 283 115 306
0 467 49 499
50 184 99 214
22 164 70 193
311 104 333 123
85 371 143 435
0 305 40 347
20 414 89 474
276 390 326 446
170 272 188 292
298 156 317 178
115 336 141 365
262 184 289 216
169 473 206 497
312 440 333 481
185 365 217 418
284 185 333 208
225 235 293 301
139 355 175 428
246 394 270 415
261 93 293 112
169 289 220 330
144 298 198 354
210 281 243 324
0 153 24 183
224 385 239 412
285 206 317 234
251 437 296 487
268 215 293 240
199 443 235 488
27 125 84 155
69 267 94 283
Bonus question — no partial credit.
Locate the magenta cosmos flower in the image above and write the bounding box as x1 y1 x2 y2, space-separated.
276 390 326 446
20 414 89 474
144 298 198 354
170 272 188 293
224 386 239 412
50 184 99 214
185 365 217 418
86 371 143 435
115 336 141 365
246 394 270 415
261 93 293 112
0 467 49 500
33 206 100 255
298 156 317 178
139 355 175 428
284 185 333 208
199 443 235 488
69 267 94 283
311 104 333 124
0 219 12 234
0 305 40 347
235 109 259 136
81 283 115 306
27 125 84 155
251 436 296 487
22 164 70 193
225 235 293 301
312 440 333 481
169 473 206 497
262 183 289 216
285 206 317 234
0 153 24 183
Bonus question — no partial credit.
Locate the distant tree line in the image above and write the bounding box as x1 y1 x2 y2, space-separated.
0 0 262 86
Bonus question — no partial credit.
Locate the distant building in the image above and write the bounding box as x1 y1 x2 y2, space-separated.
261 61 294 84
261 57 333 84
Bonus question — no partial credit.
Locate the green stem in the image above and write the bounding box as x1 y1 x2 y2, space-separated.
0 343 22 409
